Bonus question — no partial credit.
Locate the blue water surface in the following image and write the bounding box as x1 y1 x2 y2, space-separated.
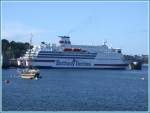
2 66 148 111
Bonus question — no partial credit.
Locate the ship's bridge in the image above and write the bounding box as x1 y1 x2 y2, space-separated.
58 36 71 46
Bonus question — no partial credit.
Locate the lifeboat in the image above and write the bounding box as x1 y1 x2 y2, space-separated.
64 48 72 51
73 48 81 51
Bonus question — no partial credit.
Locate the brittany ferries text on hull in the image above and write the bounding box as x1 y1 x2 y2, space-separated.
17 36 129 69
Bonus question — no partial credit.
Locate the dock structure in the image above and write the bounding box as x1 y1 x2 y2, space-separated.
129 62 142 70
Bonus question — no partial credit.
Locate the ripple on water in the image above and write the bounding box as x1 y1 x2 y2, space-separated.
2 67 148 111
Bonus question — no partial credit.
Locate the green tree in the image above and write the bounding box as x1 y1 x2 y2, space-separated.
2 39 31 68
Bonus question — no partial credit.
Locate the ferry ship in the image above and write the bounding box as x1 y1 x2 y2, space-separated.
17 36 128 69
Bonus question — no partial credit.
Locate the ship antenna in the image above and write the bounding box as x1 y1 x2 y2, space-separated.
103 40 107 45
29 33 33 67
30 33 33 46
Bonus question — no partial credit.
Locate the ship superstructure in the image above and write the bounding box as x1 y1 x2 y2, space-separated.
17 36 128 69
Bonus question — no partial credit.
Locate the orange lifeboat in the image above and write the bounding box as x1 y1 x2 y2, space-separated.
73 48 81 52
64 48 72 51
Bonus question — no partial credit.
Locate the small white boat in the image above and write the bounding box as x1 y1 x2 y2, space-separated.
21 69 39 79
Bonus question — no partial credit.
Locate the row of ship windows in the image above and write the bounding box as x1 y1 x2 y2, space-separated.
33 60 55 62
38 54 96 57
39 51 97 54
35 56 95 59
32 59 122 62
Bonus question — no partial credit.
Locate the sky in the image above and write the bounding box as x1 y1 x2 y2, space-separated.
1 1 149 55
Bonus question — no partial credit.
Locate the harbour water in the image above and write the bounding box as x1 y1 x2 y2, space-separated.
2 65 148 111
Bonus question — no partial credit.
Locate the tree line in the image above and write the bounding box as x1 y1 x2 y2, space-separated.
2 39 32 68
123 55 148 64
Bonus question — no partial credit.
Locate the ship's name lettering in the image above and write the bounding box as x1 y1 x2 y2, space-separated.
56 60 91 66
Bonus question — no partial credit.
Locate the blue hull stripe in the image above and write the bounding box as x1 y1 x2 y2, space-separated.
94 64 128 66
33 66 127 70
